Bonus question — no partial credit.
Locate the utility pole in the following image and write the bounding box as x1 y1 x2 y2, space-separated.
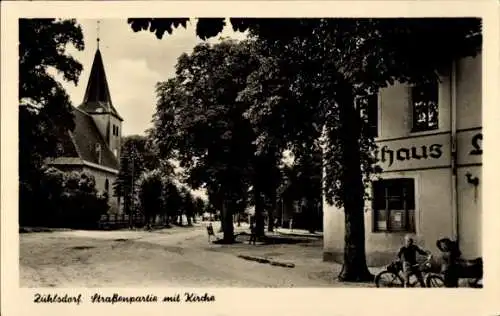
129 156 135 229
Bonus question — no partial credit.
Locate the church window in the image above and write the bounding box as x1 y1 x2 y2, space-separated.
112 124 119 136
105 179 109 192
95 143 102 164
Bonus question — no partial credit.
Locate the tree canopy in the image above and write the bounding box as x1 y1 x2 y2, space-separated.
19 18 85 224
152 39 260 242
128 17 481 281
19 18 84 180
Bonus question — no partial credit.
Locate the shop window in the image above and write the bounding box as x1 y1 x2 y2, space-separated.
372 178 415 233
412 82 439 132
356 93 378 137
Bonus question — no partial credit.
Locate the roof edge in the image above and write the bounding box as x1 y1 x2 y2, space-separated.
82 160 119 174
83 110 124 121
47 157 85 166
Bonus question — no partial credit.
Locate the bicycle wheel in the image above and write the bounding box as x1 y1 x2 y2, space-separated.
375 271 404 288
425 273 445 287
468 278 483 288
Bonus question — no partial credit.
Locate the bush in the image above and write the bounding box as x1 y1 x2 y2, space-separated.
19 168 109 229
19 167 66 227
59 171 109 229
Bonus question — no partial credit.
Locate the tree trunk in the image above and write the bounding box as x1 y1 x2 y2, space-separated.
307 202 316 234
337 88 374 282
124 193 132 228
221 199 234 243
219 207 224 232
267 190 277 233
267 212 274 232
253 189 265 237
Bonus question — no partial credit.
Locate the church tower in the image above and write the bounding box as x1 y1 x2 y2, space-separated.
78 32 123 162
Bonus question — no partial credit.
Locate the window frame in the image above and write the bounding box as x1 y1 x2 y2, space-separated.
411 82 439 133
95 143 102 164
355 93 379 137
372 178 416 233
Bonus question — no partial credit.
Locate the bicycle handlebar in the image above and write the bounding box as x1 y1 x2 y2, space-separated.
395 255 433 268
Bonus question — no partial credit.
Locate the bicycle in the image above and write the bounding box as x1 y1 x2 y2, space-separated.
424 258 483 288
425 238 484 288
375 257 444 288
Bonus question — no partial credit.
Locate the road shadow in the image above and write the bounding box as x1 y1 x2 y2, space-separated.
235 232 313 245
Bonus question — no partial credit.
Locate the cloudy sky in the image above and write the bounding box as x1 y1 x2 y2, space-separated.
61 18 247 136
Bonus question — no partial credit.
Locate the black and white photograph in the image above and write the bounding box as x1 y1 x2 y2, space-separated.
15 15 485 289
2 1 500 315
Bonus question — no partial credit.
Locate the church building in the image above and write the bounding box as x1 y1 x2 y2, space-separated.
48 46 123 213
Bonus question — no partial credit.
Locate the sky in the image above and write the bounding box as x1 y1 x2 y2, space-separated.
60 18 247 136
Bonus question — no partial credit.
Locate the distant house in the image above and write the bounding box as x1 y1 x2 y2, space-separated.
48 47 123 213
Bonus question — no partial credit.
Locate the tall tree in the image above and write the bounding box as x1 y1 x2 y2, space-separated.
151 40 258 243
128 17 481 281
114 134 168 222
19 18 84 223
162 178 183 226
137 169 164 229
179 187 196 226
194 197 206 217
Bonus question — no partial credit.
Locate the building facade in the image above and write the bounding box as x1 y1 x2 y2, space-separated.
323 53 482 266
49 47 123 213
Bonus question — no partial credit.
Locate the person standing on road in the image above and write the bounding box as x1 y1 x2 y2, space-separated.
437 238 461 287
249 221 257 245
207 222 215 243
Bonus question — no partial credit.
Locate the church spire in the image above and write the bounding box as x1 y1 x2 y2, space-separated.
78 22 123 121
96 20 100 49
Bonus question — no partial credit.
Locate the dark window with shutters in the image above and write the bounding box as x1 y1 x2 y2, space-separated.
372 178 415 233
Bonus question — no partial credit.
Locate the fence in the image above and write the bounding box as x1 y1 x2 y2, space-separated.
98 213 145 230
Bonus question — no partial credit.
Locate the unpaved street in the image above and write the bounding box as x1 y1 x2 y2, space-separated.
20 223 369 288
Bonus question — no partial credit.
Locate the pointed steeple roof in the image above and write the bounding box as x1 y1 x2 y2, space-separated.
78 48 123 121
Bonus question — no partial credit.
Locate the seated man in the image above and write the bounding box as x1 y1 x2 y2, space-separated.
398 234 432 287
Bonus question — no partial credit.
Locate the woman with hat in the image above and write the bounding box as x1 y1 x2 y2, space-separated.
436 238 461 287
